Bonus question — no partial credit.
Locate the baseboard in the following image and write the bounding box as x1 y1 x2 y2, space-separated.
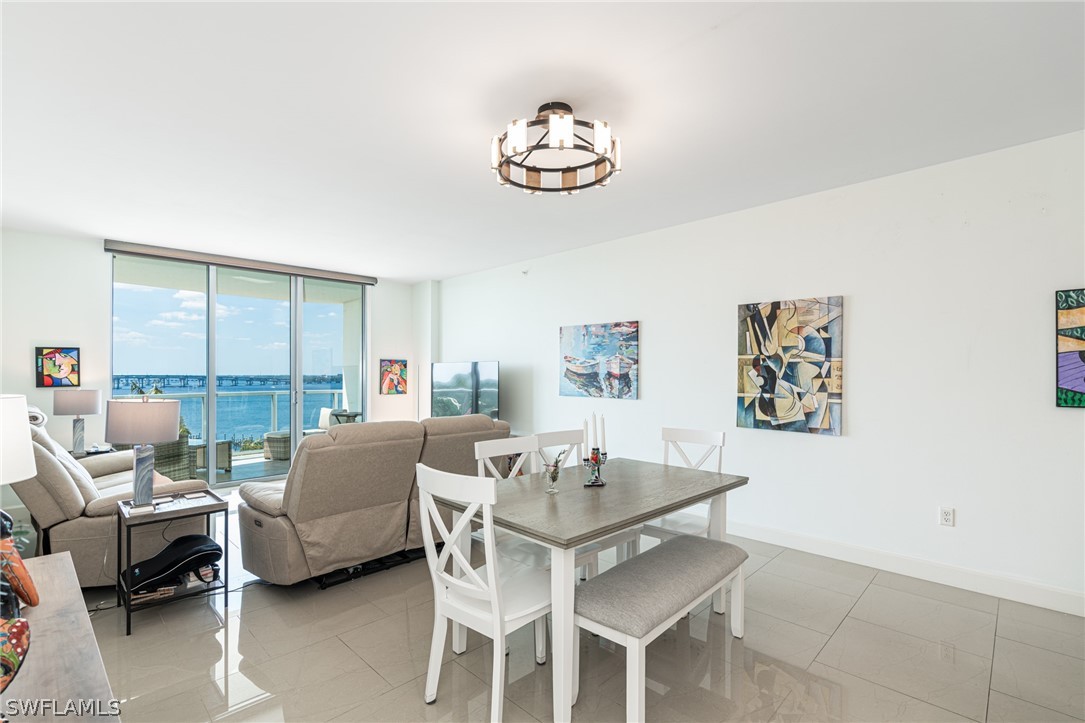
728 521 1085 617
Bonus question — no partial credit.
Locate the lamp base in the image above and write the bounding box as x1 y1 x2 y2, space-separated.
132 445 155 506
72 417 85 455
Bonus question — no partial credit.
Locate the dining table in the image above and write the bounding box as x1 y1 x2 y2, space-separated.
442 457 749 723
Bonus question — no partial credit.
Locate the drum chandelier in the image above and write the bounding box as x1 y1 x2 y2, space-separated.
490 101 621 194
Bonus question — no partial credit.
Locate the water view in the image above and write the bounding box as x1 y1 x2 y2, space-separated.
114 374 346 450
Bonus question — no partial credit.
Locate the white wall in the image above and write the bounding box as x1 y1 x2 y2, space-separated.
365 280 417 422
1 229 114 450
437 132 1085 614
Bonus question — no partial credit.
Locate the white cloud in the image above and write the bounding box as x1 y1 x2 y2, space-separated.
244 320 255 324
112 316 120 322
257 342 289 351
115 330 151 346
159 310 204 322
148 320 183 328
278 301 290 307
216 303 240 319
317 312 339 318
173 290 206 310
272 321 288 327
181 332 205 339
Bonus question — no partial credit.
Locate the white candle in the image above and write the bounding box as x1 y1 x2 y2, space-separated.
582 420 589 458
600 416 607 454
592 413 598 450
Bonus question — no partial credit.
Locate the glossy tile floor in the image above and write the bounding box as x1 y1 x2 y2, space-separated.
84 500 1085 722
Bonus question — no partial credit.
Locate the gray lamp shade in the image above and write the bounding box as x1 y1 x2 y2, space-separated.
0 395 37 485
105 399 180 445
53 389 102 416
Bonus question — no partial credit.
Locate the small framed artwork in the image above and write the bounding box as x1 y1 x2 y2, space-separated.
1057 288 1085 407
380 359 407 395
36 347 81 387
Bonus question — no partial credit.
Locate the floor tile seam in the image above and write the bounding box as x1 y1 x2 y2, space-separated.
993 627 1085 661
806 660 985 723
807 572 875 665
868 578 999 616
739 599 843 637
995 604 1085 631
865 580 1001 619
984 599 1000 723
988 689 1085 722
835 615 996 666
751 568 866 600
993 632 1085 662
113 668 228 712
333 632 403 691
843 608 996 660
764 687 794 721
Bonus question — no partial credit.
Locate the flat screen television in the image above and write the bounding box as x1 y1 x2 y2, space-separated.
431 361 499 419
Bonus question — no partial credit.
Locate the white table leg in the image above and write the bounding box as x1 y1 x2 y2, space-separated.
551 546 576 723
709 493 727 614
451 510 468 654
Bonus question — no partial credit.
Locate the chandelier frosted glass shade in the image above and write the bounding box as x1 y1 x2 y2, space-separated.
491 102 621 194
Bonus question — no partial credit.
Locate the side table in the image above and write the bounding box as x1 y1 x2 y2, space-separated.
115 490 229 635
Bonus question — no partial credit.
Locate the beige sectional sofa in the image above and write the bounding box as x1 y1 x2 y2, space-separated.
13 424 209 587
238 414 510 585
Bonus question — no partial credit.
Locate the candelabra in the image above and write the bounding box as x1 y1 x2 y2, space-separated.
583 447 607 487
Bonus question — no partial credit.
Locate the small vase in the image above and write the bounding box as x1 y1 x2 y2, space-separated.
544 465 560 495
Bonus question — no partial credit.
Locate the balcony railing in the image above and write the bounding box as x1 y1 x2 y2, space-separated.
113 388 345 455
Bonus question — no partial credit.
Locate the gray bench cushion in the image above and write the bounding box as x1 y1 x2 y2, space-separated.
575 535 748 639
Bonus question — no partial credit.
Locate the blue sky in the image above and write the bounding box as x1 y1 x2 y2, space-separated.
113 283 345 375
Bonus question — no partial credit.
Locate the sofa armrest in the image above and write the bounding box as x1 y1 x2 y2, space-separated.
239 482 286 518
83 476 209 517
78 450 134 478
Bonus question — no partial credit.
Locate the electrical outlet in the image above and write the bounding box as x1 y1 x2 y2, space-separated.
940 507 956 527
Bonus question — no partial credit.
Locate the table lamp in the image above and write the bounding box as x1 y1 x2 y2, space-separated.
53 389 102 455
105 398 179 506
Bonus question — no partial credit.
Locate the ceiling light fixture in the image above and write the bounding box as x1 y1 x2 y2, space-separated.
491 102 621 194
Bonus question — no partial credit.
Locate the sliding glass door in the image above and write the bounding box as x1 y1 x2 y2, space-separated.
214 268 293 482
299 278 364 433
113 256 365 486
112 256 211 481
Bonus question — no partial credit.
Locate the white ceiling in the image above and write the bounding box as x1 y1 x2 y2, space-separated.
3 2 1082 283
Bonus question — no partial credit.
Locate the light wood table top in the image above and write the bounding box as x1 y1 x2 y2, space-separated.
4 552 117 719
440 457 748 549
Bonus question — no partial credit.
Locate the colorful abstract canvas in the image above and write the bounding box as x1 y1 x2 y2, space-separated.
380 359 407 395
1057 289 1085 408
35 347 80 387
559 321 639 399
738 297 842 435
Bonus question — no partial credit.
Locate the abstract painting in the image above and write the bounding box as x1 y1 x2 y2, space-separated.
1057 289 1085 408
738 297 842 435
559 321 639 399
35 347 80 387
379 359 407 395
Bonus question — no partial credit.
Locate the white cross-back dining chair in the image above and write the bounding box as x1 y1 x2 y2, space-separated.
475 435 600 585
536 429 582 469
537 428 643 566
417 463 552 722
641 427 725 542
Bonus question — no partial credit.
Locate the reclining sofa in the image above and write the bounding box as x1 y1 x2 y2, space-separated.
13 423 209 587
237 414 510 585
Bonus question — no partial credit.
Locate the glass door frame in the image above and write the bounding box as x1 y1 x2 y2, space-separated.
203 270 366 485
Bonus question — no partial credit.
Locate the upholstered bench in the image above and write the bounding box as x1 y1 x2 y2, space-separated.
572 534 747 721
